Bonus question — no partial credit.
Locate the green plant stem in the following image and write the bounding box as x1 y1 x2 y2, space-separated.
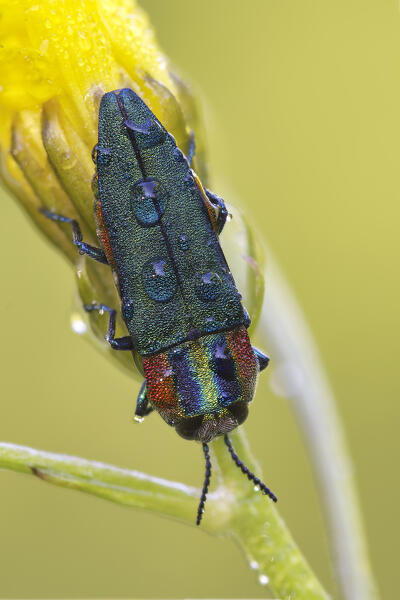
0 442 200 523
259 253 379 600
212 432 331 600
0 439 329 600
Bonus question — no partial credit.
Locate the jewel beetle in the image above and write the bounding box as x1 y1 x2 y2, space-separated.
41 88 277 524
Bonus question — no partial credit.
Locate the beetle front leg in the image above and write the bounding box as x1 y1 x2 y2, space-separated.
40 209 108 264
84 303 133 351
134 381 153 422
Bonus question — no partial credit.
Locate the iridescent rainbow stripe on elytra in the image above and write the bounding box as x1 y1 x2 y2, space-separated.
142 325 258 428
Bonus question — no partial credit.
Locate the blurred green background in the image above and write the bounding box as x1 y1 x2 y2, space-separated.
1 0 398 597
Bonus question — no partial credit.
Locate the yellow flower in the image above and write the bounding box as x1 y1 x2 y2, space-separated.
0 0 200 250
0 0 264 377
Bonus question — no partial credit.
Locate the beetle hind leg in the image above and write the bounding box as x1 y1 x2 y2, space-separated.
253 347 270 371
84 303 133 351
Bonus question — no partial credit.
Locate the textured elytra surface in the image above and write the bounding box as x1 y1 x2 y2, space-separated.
96 89 245 356
142 325 257 431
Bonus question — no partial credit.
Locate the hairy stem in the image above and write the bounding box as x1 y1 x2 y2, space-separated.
0 439 330 600
212 432 331 600
0 442 200 523
260 253 380 600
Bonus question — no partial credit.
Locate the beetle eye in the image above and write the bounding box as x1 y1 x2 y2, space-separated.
228 401 248 425
175 416 204 440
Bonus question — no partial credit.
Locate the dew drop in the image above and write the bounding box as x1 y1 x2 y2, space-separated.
195 271 222 302
142 258 177 303
131 178 168 227
71 315 87 335
133 415 144 424
249 560 259 570
259 574 269 586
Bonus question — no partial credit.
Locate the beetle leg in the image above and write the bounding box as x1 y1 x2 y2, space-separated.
84 303 134 351
205 189 228 234
134 381 153 421
40 209 108 264
253 347 270 372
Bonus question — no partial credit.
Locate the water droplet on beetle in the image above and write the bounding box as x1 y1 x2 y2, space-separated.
195 271 222 302
131 178 168 227
142 258 176 302
152 260 166 276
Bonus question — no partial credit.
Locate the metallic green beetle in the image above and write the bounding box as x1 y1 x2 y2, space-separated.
42 88 276 524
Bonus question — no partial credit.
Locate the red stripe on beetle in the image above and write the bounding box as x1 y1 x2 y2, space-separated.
142 352 179 412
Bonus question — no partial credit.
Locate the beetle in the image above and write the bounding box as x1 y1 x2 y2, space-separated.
41 88 277 524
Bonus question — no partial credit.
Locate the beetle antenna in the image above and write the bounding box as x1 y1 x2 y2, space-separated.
196 442 212 526
224 434 277 502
